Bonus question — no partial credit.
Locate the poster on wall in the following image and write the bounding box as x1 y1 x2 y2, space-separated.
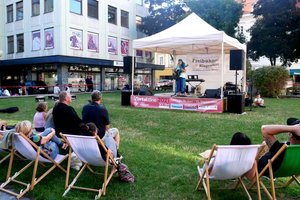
45 28 54 49
187 54 220 72
69 28 83 50
136 50 143 57
32 30 41 51
87 32 99 52
121 39 129 56
108 36 117 55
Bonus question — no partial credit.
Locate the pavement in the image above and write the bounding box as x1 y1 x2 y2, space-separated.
0 191 30 200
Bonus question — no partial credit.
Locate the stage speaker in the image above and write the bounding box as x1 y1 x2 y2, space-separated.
230 50 244 70
123 56 135 74
227 93 244 114
204 89 221 98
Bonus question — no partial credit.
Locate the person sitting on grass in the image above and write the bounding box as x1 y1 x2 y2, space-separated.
253 93 265 107
33 102 48 132
15 120 67 159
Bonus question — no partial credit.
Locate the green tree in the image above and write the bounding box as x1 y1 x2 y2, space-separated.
185 0 243 38
142 0 188 35
252 66 289 97
248 0 300 66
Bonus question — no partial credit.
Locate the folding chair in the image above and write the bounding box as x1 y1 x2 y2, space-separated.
249 144 300 200
0 132 68 199
60 134 118 199
196 144 262 200
0 130 14 181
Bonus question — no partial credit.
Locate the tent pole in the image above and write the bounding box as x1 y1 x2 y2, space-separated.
131 49 134 96
221 42 224 99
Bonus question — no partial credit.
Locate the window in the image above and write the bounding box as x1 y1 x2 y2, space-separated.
88 0 98 19
7 4 13 23
17 34 24 52
7 36 14 54
32 0 40 16
136 15 142 32
108 6 117 25
44 0 53 13
70 0 82 15
121 10 129 28
159 56 164 65
16 1 23 21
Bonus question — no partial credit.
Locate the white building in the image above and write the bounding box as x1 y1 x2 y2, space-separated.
0 0 156 94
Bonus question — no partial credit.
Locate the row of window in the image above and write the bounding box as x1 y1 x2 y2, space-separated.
7 0 53 23
6 0 130 29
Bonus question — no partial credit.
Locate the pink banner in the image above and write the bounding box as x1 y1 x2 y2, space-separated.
130 95 223 113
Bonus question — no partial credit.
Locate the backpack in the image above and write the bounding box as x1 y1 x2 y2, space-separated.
118 163 135 183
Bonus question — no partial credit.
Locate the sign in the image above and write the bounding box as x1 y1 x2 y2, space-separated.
131 95 223 113
188 54 220 72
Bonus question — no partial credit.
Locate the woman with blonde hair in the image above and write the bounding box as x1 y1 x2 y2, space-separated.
15 120 67 159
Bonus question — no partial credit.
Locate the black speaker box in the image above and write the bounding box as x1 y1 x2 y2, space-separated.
204 89 221 98
230 50 244 70
227 94 245 114
123 56 135 74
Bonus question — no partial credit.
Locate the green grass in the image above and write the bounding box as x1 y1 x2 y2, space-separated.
1 92 300 199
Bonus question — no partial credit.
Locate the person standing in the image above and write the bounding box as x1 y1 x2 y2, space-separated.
82 90 120 148
174 59 188 96
85 76 94 92
53 91 82 136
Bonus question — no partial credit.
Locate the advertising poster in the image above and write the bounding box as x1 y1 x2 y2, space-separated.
87 32 99 52
32 30 41 51
108 36 117 55
121 39 129 56
70 28 83 50
45 28 54 49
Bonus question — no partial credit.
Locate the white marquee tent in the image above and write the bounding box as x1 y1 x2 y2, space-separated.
132 13 247 97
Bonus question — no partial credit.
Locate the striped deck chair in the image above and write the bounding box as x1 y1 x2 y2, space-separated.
60 134 118 199
249 144 300 200
196 144 262 200
0 132 68 199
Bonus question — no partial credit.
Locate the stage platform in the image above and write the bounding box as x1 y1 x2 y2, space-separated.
130 93 223 113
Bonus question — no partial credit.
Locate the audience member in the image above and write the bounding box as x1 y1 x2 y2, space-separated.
45 101 59 129
258 118 300 176
82 90 120 148
15 120 67 159
53 84 60 95
253 93 265 107
33 102 48 132
80 122 118 160
53 91 82 136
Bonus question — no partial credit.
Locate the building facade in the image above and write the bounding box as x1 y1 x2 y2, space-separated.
0 0 154 94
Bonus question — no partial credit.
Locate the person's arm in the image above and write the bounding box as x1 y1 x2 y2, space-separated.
40 128 56 144
261 124 300 148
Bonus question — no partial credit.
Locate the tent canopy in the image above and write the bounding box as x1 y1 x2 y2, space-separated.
133 13 246 55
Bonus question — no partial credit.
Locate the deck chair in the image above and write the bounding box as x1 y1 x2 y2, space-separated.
60 134 118 199
0 130 14 181
196 144 262 200
0 132 68 199
249 144 300 200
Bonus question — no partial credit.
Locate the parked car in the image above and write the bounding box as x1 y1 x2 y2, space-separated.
155 79 173 91
25 81 48 95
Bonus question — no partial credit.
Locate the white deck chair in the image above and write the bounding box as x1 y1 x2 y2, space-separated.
196 144 262 200
60 134 118 199
0 132 68 199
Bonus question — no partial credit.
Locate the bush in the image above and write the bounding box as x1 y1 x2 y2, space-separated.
252 66 289 97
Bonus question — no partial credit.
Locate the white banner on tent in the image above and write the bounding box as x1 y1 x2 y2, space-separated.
187 54 220 72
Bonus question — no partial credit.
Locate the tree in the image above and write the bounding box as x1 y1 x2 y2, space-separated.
142 0 188 35
252 66 289 97
248 0 300 66
185 0 243 38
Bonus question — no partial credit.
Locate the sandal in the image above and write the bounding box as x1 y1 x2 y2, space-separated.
62 143 68 150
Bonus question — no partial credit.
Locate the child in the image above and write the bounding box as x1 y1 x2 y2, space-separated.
15 120 67 159
253 93 265 107
33 102 48 132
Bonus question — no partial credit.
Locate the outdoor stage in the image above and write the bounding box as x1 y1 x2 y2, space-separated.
130 93 224 113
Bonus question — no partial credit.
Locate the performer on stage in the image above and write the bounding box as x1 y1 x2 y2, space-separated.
174 59 188 96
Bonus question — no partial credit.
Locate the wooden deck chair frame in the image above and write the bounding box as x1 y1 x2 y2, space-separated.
0 132 68 199
60 134 118 199
249 144 300 200
196 144 262 200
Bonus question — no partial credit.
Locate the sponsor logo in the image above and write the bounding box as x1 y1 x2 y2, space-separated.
171 104 183 109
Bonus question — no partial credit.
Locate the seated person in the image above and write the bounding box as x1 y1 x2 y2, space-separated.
258 118 300 177
33 102 48 132
202 132 255 180
15 120 67 159
80 122 120 160
253 93 265 107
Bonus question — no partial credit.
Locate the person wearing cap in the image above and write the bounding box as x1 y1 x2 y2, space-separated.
82 90 120 148
257 118 300 176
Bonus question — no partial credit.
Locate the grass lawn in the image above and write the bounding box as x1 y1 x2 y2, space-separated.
1 92 300 200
